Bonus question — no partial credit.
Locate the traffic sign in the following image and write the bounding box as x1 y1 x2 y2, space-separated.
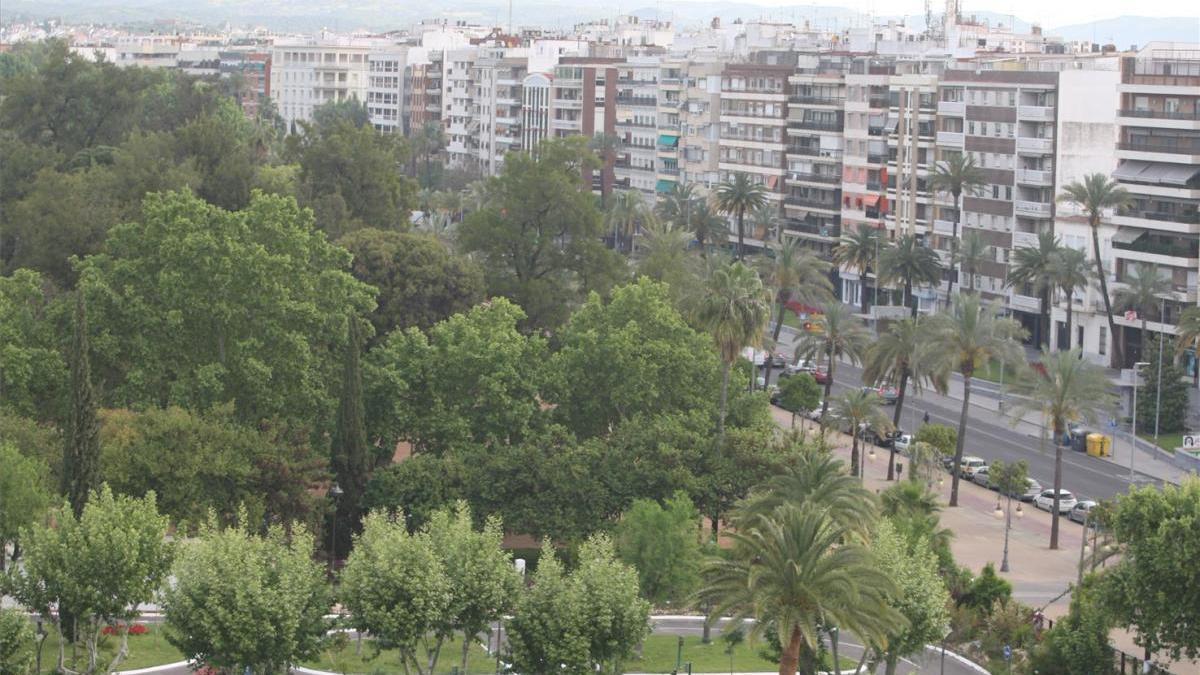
1184 434 1198 449
1109 418 1118 429
1003 645 1012 660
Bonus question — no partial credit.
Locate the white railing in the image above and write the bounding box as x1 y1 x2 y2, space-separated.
1015 200 1052 217
1017 105 1055 121
937 100 966 116
1017 136 1053 153
933 219 957 235
1012 230 1040 248
1017 168 1053 185
936 131 964 147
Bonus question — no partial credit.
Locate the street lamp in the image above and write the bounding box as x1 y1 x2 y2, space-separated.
328 482 344 576
1153 294 1171 444
994 486 1019 573
1129 362 1150 482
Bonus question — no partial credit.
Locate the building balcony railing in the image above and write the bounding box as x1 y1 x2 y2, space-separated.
1012 230 1040 248
786 146 842 159
659 166 680 176
933 219 957 235
1015 200 1052 217
789 95 845 106
866 180 883 191
868 96 891 108
794 120 844 132
1017 136 1054 153
937 100 965 116
1017 105 1055 121
787 220 842 238
867 126 887 137
788 171 840 184
1017 168 1054 185
1112 237 1200 259
616 120 656 129
866 153 887 164
936 130 965 147
1117 208 1200 224
1118 108 1200 121
1118 138 1200 154
616 95 658 107
785 196 840 211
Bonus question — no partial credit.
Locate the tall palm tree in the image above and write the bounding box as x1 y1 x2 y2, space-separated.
656 182 698 226
955 230 990 296
751 203 782 243
863 318 941 480
833 226 883 315
696 263 771 454
1050 247 1091 350
697 505 901 675
636 220 694 289
413 121 446 189
1007 231 1060 350
833 388 893 480
795 301 871 424
922 294 1026 507
465 179 494 213
878 234 943 319
1114 262 1172 363
715 172 769 261
607 189 651 253
1008 348 1114 549
736 447 878 539
928 152 986 300
588 133 623 208
880 481 953 553
760 239 833 388
1175 306 1200 388
1058 173 1132 366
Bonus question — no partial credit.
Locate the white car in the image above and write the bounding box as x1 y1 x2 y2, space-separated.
893 434 913 454
958 456 987 479
1034 489 1077 514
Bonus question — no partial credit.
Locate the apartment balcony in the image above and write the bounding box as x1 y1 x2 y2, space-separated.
789 95 844 106
787 171 840 185
1009 293 1042 312
1118 108 1200 121
1017 105 1055 121
784 196 840 212
550 118 581 130
936 131 964 148
786 146 843 160
1112 232 1200 262
786 220 842 239
659 166 680 176
937 100 965 116
1012 230 1040 248
1118 137 1200 159
555 98 583 109
1015 200 1053 217
1017 168 1054 186
933 219 957 235
793 120 844 133
616 95 658 107
866 153 887 165
868 96 891 108
616 120 656 129
1017 136 1054 154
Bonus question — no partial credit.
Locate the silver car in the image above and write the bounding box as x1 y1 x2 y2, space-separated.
1069 500 1098 524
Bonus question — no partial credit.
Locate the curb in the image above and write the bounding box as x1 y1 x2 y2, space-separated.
117 662 192 674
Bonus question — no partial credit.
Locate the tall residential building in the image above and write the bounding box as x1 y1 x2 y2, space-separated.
521 71 552 155
675 59 724 192
615 56 662 197
270 39 375 128
655 59 685 196
1110 43 1200 371
549 58 622 195
473 49 527 175
406 50 444 133
444 48 479 167
367 51 407 133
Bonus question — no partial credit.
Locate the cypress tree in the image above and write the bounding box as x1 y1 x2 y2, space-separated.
63 291 100 518
329 315 369 559
1136 335 1189 436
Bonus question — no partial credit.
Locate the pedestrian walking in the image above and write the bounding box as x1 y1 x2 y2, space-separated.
923 411 930 425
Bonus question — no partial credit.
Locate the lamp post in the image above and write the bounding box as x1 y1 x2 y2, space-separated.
328 482 344 577
35 617 46 674
993 492 1022 573
1130 362 1149 482
1153 295 1168 443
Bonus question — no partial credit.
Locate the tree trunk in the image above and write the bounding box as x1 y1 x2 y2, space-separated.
1040 289 1051 350
829 628 840 675
906 279 917 319
1065 290 1075 350
1092 223 1123 366
819 346 835 426
717 360 731 451
945 191 963 306
1050 419 1065 550
860 265 870 316
1140 318 1148 364
461 633 473 673
850 430 861 479
779 625 804 675
949 372 973 507
736 209 745 261
884 652 900 675
889 364 910 480
764 295 788 389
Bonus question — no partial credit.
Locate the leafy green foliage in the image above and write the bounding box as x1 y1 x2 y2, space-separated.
958 564 1012 614
457 137 627 329
871 520 951 669
330 317 369 558
339 228 484 340
78 190 375 426
550 279 721 438
1099 479 1200 660
0 269 64 420
1136 336 1189 435
0 607 35 675
64 293 100 519
0 443 49 570
162 516 330 673
615 492 702 605
913 424 957 457
1029 582 1115 675
777 372 821 414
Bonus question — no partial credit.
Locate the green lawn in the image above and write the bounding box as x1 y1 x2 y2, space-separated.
974 359 1018 385
32 625 184 673
301 635 493 674
1139 432 1185 453
629 635 856 673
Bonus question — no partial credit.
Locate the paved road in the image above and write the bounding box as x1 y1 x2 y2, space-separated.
768 326 1163 504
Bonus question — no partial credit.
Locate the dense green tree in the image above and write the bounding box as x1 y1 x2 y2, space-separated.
832 388 893 479
363 452 465 531
573 535 653 673
776 372 821 426
339 228 484 339
0 607 36 674
458 137 626 329
1008 348 1114 549
878 234 943 319
635 220 698 302
506 542 591 674
78 190 375 426
550 279 722 438
0 443 49 571
615 492 702 605
330 316 370 559
172 99 260 211
863 317 941 479
339 511 451 674
912 423 957 458
605 189 653 253
1100 478 1200 661
1029 584 1115 675
1008 231 1061 350
162 516 330 674
927 152 986 301
98 406 327 531
1058 174 1131 366
364 298 546 455
1175 306 1200 388
9 486 172 674
871 520 951 675
0 269 65 420
715 173 768 261
423 502 522 674
958 563 1012 613
63 292 100 519
922 294 1025 507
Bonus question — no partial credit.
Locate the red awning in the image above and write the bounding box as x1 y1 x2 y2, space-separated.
863 194 880 206
766 175 779 189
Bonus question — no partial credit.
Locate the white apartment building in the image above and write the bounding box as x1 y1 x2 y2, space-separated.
367 50 408 134
443 48 479 168
615 56 662 197
473 49 528 175
676 60 724 192
270 39 377 128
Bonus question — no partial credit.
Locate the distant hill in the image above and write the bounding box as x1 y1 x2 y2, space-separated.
1048 16 1200 50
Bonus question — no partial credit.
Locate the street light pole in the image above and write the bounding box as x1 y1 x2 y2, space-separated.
1153 295 1166 443
328 482 344 577
1129 363 1149 482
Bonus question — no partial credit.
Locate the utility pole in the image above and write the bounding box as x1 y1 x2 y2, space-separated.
1153 295 1166 443
1130 362 1149 482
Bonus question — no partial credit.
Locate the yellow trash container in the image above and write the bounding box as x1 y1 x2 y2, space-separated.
1087 433 1102 457
1099 434 1112 457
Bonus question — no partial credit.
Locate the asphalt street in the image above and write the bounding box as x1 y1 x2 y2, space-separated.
769 326 1163 505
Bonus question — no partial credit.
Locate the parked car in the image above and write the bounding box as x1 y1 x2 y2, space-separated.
1016 478 1043 502
1069 500 1098 524
958 456 987 479
861 385 899 405
1034 489 1077 514
972 465 992 488
766 351 789 368
807 407 825 422
810 369 830 384
863 427 903 448
893 433 913 455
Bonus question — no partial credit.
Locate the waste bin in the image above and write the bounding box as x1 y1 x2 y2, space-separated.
1086 433 1112 457
1099 434 1112 457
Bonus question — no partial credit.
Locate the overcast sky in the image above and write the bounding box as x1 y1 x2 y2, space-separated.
679 0 1200 28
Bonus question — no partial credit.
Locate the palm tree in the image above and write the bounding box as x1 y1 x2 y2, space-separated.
880 481 953 553
736 447 878 539
1058 174 1132 366
656 182 698 226
833 226 883 315
751 203 782 243
689 202 731 259
1007 231 1060 350
760 239 833 388
833 388 893 479
412 121 446 188
928 152 986 300
1050 247 1091 350
1008 348 1114 549
715 173 769 261
696 263 771 455
1114 262 1172 363
607 189 651 253
588 133 623 208
637 220 694 288
878 234 943 319
1175 306 1200 388
922 294 1026 507
465 179 494 214
697 505 901 675
863 318 941 480
955 230 990 296
795 301 871 424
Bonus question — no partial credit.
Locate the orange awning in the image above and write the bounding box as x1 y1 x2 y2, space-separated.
863 194 880 206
